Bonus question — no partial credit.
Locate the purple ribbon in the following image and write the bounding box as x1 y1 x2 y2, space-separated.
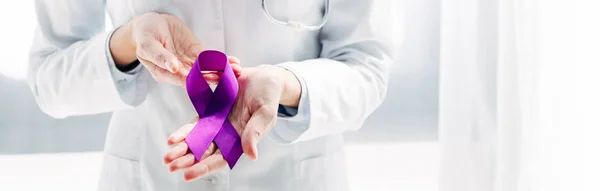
184 50 242 169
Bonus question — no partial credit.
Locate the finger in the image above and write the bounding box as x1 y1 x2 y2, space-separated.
227 56 240 65
231 64 242 77
152 64 186 88
177 65 191 79
139 57 187 88
203 73 221 85
189 116 200 123
137 40 183 73
200 143 218 161
183 150 227 182
166 139 216 168
169 153 195 172
241 106 277 161
164 142 189 165
227 56 243 77
170 142 217 165
167 122 196 146
199 68 238 84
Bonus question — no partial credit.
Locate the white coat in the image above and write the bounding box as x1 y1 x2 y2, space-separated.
28 0 391 190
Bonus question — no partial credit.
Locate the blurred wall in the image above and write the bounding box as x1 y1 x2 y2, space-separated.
0 0 440 154
345 0 440 143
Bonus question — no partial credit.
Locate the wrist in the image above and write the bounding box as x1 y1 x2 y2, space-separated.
276 66 301 107
110 21 137 68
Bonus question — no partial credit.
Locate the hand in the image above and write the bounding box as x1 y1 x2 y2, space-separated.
110 12 241 87
163 117 224 181
229 65 298 160
163 65 301 181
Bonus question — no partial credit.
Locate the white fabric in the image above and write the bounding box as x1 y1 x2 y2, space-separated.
28 0 392 190
438 0 600 191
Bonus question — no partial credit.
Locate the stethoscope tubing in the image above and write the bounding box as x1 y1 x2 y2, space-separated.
261 0 330 31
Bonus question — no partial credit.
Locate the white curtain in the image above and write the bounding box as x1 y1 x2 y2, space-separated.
438 0 599 191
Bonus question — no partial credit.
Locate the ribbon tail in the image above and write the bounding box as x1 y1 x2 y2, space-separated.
214 120 243 169
185 119 222 162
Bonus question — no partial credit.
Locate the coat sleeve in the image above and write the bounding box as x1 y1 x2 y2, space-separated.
28 0 148 119
269 0 393 143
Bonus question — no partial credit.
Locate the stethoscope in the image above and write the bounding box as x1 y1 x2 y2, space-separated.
261 0 330 31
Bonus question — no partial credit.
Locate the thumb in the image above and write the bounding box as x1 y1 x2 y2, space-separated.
242 129 259 161
137 40 182 73
227 56 241 65
227 56 242 77
241 107 277 161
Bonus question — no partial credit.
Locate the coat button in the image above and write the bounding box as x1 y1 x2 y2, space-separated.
205 176 220 184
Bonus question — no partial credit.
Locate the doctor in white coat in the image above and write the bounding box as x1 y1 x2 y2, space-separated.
28 0 391 190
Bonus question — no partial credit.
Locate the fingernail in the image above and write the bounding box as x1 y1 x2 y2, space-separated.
252 143 258 160
165 61 174 73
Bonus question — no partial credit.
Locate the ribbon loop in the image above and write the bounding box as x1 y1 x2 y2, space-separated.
185 50 242 169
